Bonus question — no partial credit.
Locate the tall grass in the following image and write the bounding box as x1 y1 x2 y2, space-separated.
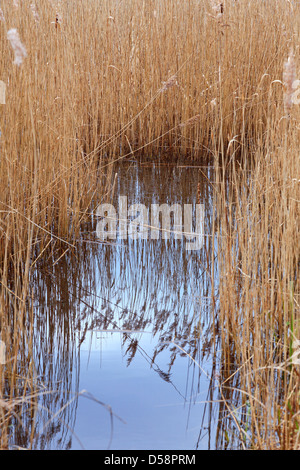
0 0 114 448
213 124 299 448
0 0 299 449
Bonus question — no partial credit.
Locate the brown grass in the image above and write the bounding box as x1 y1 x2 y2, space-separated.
0 0 299 449
213 127 299 449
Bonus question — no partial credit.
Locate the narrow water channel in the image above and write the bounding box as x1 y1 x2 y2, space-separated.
13 162 223 450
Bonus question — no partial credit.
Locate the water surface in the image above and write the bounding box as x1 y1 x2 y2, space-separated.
12 162 223 450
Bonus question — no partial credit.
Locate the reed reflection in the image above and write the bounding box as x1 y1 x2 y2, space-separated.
82 163 219 365
5 162 223 449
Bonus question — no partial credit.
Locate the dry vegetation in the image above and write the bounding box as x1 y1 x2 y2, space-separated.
0 0 299 449
213 129 299 449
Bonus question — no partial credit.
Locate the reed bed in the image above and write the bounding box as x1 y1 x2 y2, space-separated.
213 123 299 448
0 0 299 449
0 0 298 256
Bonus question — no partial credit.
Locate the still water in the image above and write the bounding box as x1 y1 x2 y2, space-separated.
15 162 223 450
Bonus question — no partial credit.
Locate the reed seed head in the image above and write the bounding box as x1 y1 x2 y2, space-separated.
283 49 296 115
7 28 27 66
30 3 39 23
160 74 178 93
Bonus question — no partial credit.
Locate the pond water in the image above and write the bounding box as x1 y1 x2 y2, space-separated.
11 161 224 450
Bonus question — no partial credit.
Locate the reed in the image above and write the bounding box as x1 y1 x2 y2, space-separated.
0 0 114 448
0 0 299 449
213 116 299 449
0 0 299 258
